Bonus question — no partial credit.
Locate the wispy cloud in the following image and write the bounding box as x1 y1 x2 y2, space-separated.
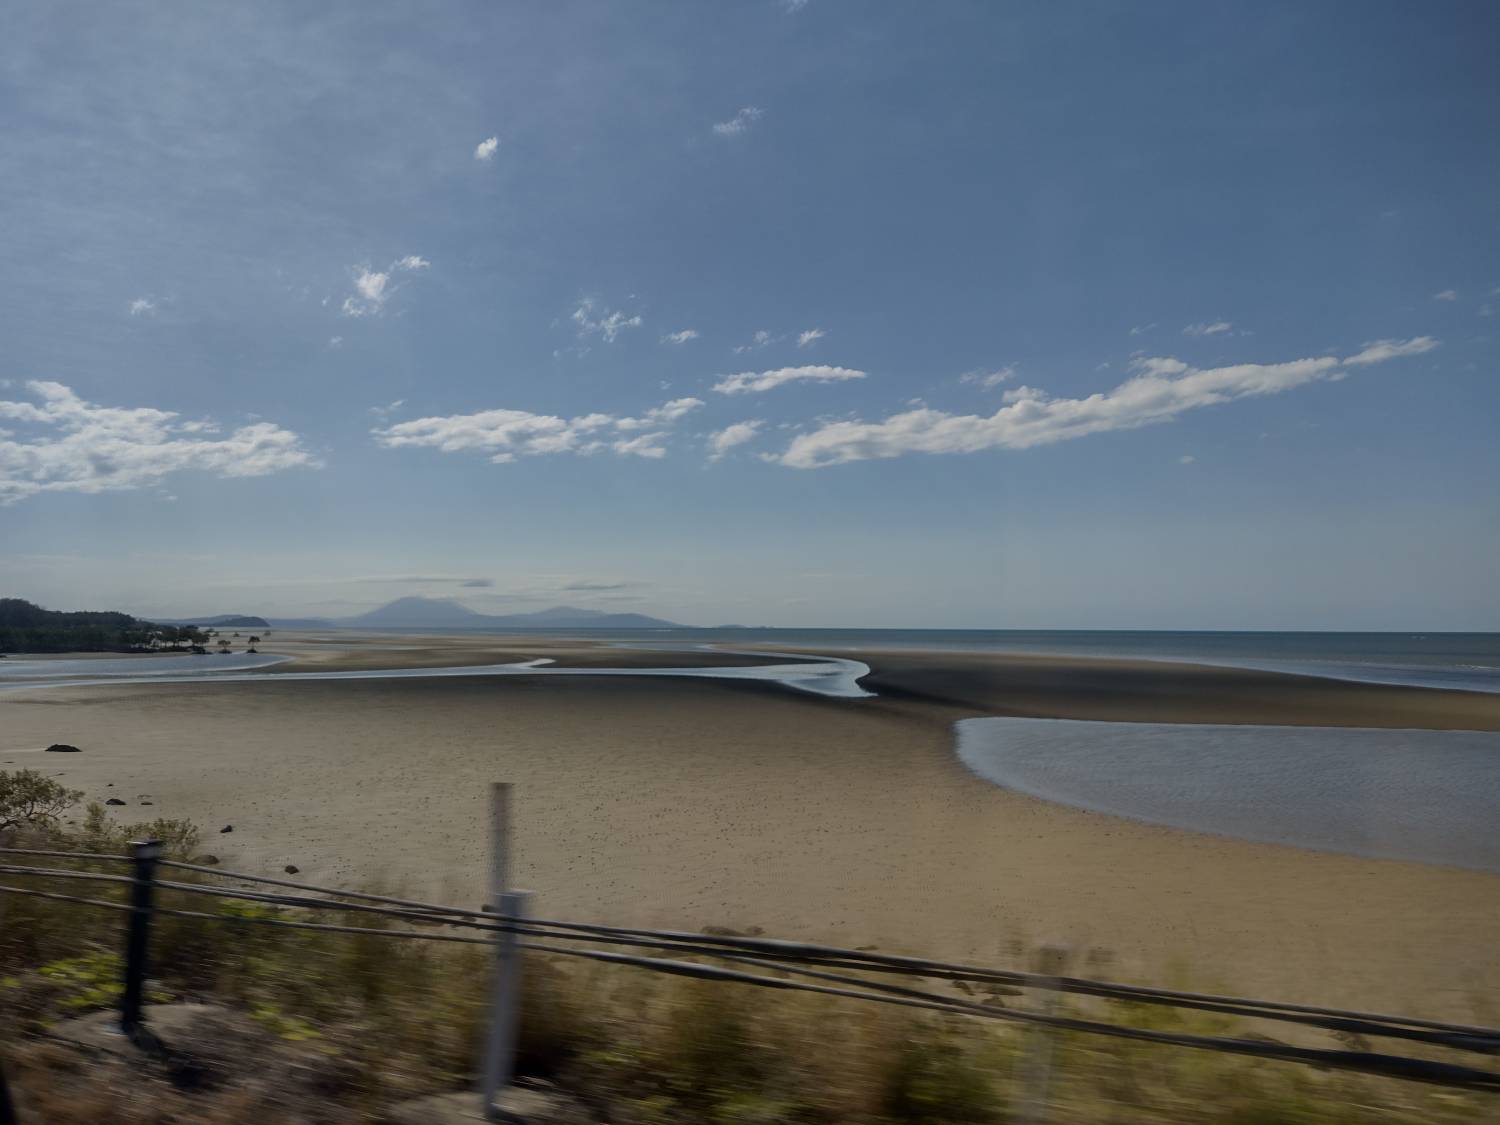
713 365 867 395
1128 323 1156 336
373 397 702 464
1183 320 1232 337
661 328 699 345
614 397 705 432
713 106 764 137
0 381 319 505
562 580 644 592
781 0 810 9
128 297 156 317
1432 289 1458 301
328 336 344 348
959 366 1016 389
368 399 405 418
707 420 764 461
797 328 826 348
770 337 1438 469
341 255 430 318
572 298 643 342
474 136 499 161
1179 454 1196 465
732 329 779 354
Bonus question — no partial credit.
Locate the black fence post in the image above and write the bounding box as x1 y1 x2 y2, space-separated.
121 839 163 1036
0 1053 16 1125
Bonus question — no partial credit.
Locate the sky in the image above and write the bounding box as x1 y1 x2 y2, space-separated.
1 0 1497 629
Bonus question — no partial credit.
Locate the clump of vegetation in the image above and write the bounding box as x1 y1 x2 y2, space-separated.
1 774 1494 1123
0 770 82 833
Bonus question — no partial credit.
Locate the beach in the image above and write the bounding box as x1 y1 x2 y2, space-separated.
4 632 1499 1021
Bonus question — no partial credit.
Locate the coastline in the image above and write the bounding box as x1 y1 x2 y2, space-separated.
3 632 1498 1019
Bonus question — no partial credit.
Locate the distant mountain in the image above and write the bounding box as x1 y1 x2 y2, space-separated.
157 614 270 628
339 597 684 630
343 596 487 629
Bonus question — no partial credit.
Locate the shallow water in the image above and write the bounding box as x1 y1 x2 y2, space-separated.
0 652 873 700
465 628 1500 695
955 717 1500 872
0 653 286 678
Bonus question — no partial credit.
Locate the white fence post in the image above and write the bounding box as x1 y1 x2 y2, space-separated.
1017 944 1070 1125
479 783 532 1120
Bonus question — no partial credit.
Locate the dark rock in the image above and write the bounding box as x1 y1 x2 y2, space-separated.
140 801 154 806
195 855 219 866
283 865 299 875
106 798 127 806
45 743 82 753
219 825 233 833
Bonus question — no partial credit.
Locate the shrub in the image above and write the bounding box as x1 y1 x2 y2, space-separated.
0 770 82 834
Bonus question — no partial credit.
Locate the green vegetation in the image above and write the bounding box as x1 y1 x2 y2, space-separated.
0 597 181 654
1 774 1494 1123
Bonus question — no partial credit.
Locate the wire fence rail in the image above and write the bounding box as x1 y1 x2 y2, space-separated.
4 788 1500 1120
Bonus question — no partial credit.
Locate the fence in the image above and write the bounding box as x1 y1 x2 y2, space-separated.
3 783 1499 1120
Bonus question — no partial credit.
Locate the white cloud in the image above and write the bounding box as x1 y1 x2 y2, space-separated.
368 399 405 418
707 420 764 461
770 337 1438 469
328 336 344 348
713 106 764 137
572 298 643 342
128 297 156 317
661 329 700 345
1128 323 1155 336
1341 336 1439 366
615 397 704 431
611 433 669 459
373 396 701 464
732 329 779 354
0 382 319 505
1183 320 1232 337
1179 454 1196 465
1432 289 1458 301
474 136 500 162
780 0 809 10
713 364 867 395
959 366 1016 389
341 256 430 317
797 328 826 348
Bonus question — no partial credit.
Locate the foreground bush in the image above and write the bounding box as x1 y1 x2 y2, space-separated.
1 795 1496 1123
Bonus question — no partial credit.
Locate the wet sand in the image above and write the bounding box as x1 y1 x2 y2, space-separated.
3 632 1498 1020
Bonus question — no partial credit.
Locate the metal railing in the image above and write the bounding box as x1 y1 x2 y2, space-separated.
3 786 1499 1118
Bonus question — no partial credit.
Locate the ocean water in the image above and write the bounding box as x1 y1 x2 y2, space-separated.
0 652 872 700
956 717 1500 872
525 628 1500 694
6 630 1495 694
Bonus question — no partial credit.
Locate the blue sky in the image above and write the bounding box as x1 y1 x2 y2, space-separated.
1 1 1497 628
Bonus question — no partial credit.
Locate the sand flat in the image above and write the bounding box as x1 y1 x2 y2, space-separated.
3 634 1498 1022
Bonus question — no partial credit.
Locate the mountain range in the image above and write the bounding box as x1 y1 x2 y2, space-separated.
246 597 685 631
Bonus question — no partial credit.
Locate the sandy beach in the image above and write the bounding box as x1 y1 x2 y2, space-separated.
4 632 1498 1022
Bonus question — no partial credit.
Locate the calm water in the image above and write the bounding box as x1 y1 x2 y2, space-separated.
0 652 871 699
956 717 1500 873
562 628 1500 694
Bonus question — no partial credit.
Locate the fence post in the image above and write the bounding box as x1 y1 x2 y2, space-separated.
0 1054 15 1125
1016 944 1069 1125
120 838 163 1036
479 784 532 1121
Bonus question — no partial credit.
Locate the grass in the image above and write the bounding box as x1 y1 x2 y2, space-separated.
2 808 1498 1123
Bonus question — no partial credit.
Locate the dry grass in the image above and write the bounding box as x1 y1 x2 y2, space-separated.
3 814 1498 1123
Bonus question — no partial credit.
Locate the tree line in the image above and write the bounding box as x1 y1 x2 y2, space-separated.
0 597 258 655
